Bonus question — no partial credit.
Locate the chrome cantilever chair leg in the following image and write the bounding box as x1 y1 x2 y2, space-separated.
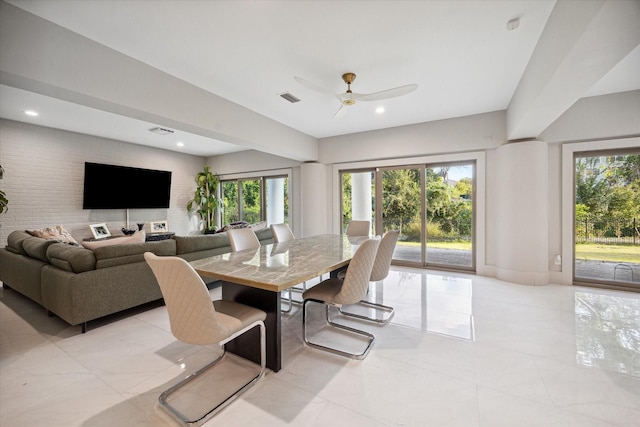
302 298 375 360
281 282 307 314
158 321 266 426
338 281 395 324
338 299 395 324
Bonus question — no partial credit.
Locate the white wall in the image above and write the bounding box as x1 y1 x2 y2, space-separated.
318 110 506 164
494 141 549 285
0 119 206 245
208 150 301 176
540 90 640 143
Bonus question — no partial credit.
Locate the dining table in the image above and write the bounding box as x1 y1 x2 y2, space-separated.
190 233 366 372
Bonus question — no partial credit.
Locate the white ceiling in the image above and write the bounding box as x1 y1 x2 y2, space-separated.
1 0 639 157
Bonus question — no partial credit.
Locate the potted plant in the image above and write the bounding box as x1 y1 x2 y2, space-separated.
0 165 6 213
187 165 220 234
0 190 7 214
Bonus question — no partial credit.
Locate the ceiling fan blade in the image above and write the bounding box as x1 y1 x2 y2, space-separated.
294 76 337 97
332 104 347 119
357 84 418 102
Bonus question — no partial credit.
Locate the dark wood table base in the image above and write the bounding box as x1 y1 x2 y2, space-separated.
222 281 283 372
221 264 348 372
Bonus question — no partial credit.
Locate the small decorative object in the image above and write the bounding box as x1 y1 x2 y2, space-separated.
150 220 168 233
121 227 137 235
137 222 145 231
187 165 220 234
89 223 111 239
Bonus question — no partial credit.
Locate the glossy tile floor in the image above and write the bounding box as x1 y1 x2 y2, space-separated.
1 267 639 426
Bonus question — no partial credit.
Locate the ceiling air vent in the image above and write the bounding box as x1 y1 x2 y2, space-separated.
149 127 175 135
280 92 300 103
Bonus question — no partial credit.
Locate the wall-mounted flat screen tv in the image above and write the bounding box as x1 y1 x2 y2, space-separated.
83 162 172 209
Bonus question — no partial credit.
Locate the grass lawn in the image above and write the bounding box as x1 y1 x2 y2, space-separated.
398 240 472 251
575 243 640 263
398 241 639 263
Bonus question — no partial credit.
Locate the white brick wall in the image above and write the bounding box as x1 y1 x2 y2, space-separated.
0 119 206 245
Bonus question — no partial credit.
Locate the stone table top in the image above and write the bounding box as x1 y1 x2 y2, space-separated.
191 234 366 292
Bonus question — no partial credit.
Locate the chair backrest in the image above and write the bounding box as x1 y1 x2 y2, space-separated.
335 237 380 305
144 252 230 345
270 223 295 243
227 227 260 252
370 230 399 282
345 220 370 237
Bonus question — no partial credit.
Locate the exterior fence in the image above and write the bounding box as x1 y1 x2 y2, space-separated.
576 217 639 245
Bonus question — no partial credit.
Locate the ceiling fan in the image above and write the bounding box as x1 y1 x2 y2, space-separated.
294 73 418 118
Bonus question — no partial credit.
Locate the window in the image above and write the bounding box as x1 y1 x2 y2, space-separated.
221 174 288 226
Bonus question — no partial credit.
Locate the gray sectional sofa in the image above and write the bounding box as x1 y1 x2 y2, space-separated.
0 228 274 332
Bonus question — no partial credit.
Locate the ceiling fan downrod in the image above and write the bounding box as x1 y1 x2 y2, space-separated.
342 72 357 105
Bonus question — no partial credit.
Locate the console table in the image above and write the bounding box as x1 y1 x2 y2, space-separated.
145 232 175 241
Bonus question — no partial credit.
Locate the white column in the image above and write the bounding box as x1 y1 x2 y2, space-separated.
495 140 549 285
266 177 284 225
351 172 372 222
300 162 327 237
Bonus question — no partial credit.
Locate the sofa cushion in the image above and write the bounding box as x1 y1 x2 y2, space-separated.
22 237 59 262
94 239 176 269
47 243 97 273
81 230 145 250
7 230 31 255
173 233 230 255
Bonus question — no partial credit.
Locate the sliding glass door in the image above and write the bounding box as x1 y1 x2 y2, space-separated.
574 151 639 288
377 166 423 263
426 165 474 269
341 162 475 271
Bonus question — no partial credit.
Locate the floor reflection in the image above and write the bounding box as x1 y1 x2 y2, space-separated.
574 290 640 377
366 269 474 340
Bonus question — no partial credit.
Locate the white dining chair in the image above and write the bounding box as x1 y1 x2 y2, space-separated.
144 252 266 426
339 229 399 324
302 237 380 359
270 222 295 243
227 227 260 251
345 219 370 237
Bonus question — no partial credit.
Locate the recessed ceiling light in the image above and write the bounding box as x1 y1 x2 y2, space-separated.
375 107 385 114
177 142 184 147
24 110 39 116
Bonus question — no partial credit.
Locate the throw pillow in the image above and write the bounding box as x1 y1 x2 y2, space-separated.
27 225 79 245
81 230 146 250
217 221 250 233
250 221 267 231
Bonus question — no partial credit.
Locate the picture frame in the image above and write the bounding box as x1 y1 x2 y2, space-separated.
89 223 111 239
150 220 169 233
